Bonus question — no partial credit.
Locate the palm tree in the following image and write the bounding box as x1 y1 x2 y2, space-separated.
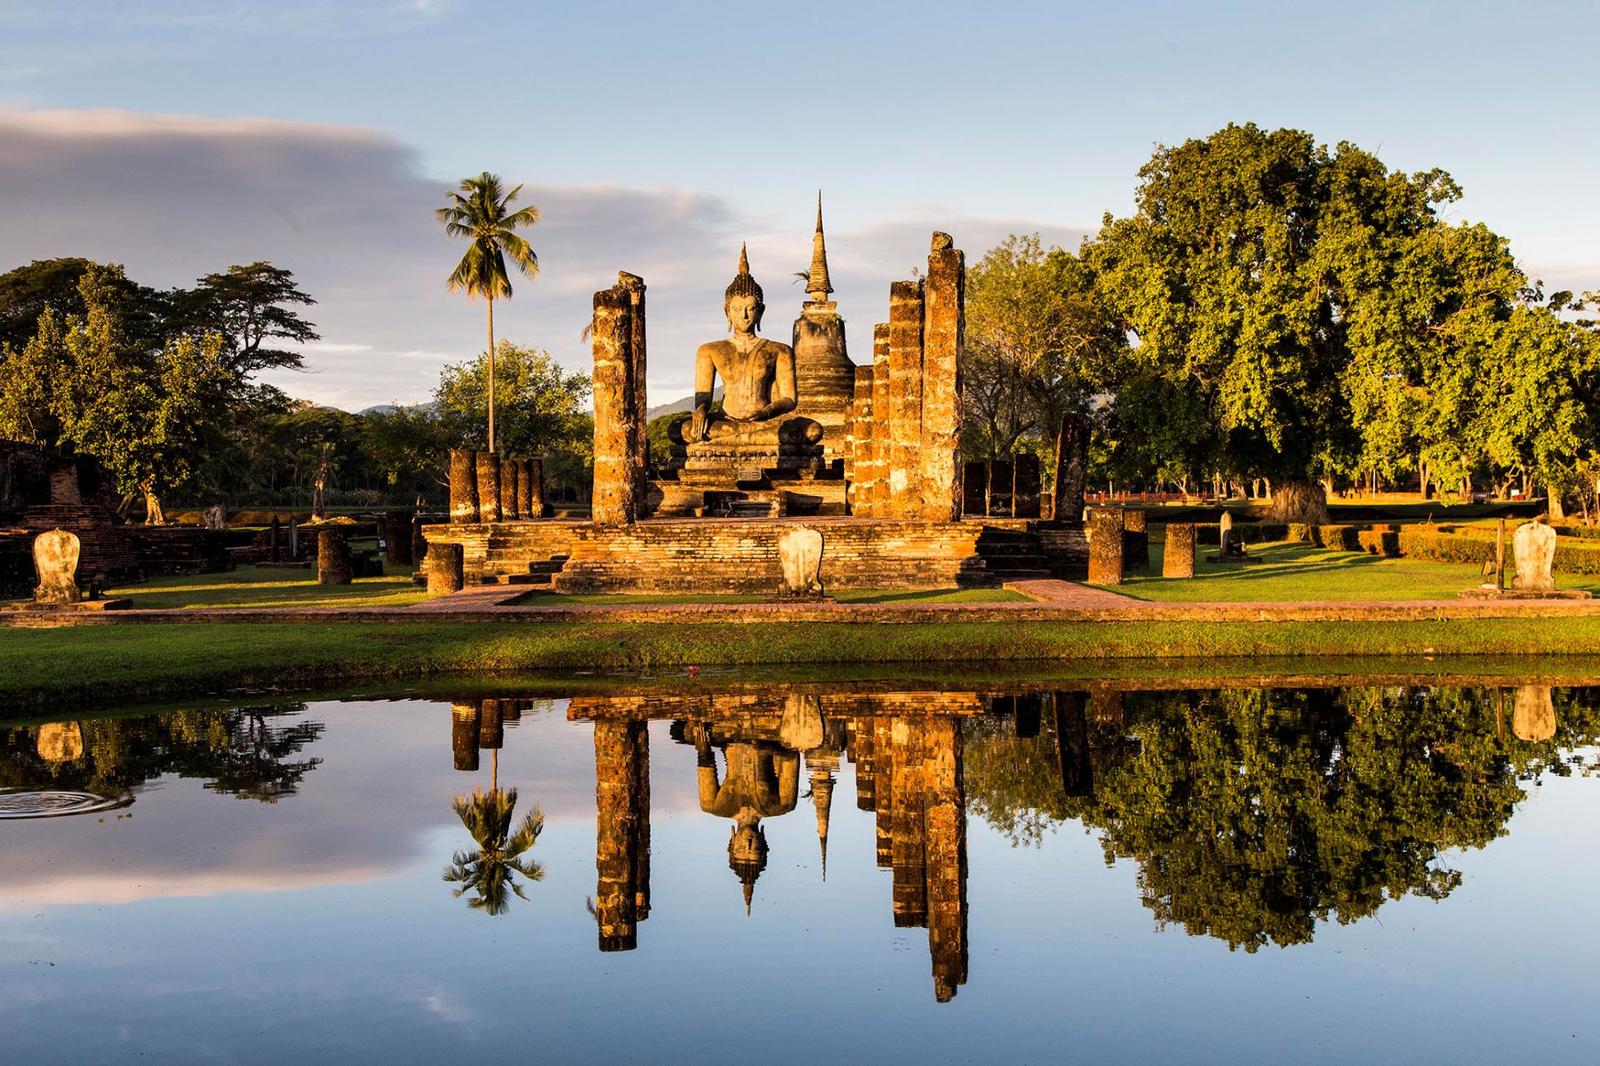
436 172 541 453
442 786 545 915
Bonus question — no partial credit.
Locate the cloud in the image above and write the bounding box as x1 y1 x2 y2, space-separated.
0 108 1092 410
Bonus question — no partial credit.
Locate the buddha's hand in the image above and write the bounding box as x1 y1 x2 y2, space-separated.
689 407 707 441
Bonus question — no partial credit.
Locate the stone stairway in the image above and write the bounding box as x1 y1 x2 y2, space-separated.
477 540 571 587
972 526 1053 583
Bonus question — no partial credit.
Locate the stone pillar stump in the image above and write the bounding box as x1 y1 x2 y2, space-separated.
425 542 465 595
316 529 353 586
385 510 413 565
449 449 478 523
1087 507 1125 586
475 451 501 523
1162 522 1197 578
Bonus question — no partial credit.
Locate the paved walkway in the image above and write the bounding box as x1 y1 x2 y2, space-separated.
7 581 1600 627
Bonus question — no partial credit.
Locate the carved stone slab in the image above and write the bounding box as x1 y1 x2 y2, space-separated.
1513 685 1556 743
33 528 82 605
1513 521 1557 593
777 525 824 596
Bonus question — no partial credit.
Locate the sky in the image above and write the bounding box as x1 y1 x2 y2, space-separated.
1 0 1596 411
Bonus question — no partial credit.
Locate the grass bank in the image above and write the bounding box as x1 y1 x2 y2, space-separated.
8 614 1600 712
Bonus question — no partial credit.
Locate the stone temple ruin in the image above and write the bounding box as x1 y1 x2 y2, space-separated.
425 202 1087 593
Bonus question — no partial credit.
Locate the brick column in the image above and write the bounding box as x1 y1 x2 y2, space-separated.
921 233 965 522
591 274 647 524
869 323 892 516
475 451 500 523
500 458 520 520
886 284 925 517
844 364 874 514
524 458 544 518
1087 506 1124 585
448 449 478 523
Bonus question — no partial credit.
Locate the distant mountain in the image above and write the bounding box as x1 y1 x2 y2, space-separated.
357 401 440 416
647 387 721 421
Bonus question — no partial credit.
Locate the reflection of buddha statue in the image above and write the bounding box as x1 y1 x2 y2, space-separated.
694 723 800 913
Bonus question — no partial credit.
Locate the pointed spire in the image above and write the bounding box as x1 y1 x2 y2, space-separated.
807 191 833 301
811 768 834 883
738 241 750 276
744 879 754 916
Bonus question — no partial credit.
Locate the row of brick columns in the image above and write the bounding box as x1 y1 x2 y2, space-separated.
844 234 966 521
1087 507 1199 585
447 450 545 523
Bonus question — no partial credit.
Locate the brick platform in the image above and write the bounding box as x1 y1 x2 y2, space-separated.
423 517 1003 592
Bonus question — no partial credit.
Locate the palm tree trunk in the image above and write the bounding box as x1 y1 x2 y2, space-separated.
486 296 497 454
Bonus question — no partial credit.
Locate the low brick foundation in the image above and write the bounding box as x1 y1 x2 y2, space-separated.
424 517 1007 592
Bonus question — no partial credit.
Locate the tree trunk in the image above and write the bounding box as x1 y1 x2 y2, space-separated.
1266 477 1330 525
487 297 497 454
141 482 165 526
1051 410 1089 525
1548 485 1565 521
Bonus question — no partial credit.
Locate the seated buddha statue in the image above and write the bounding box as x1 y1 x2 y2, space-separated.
682 245 822 459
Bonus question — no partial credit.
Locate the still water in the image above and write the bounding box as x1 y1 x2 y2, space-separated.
3 676 1599 1064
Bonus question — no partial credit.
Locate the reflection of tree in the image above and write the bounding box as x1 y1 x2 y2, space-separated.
964 685 1600 951
0 705 324 802
443 787 545 916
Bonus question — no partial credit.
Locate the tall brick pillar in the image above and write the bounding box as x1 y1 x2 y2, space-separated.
921 233 965 522
594 720 651 952
844 364 874 515
869 323 892 516
475 451 500 523
448 449 478 523
886 284 925 516
591 273 647 524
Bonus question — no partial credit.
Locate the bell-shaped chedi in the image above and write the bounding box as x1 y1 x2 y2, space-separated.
790 192 856 461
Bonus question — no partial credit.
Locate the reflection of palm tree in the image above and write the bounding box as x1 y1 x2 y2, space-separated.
443 786 545 915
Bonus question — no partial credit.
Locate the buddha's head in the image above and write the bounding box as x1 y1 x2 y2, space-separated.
724 242 765 334
728 816 769 914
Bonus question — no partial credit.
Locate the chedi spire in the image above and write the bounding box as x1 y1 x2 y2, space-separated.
806 191 833 303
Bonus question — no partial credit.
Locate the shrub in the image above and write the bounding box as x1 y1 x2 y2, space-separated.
1315 524 1360 551
1287 522 1312 543
1193 522 1287 546
1357 530 1400 556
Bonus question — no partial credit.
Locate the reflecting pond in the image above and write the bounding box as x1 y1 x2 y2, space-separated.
3 675 1600 1064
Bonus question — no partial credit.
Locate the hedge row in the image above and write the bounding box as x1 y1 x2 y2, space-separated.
1396 529 1600 574
1188 522 1289 546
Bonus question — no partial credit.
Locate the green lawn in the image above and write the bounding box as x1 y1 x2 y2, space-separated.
1120 540 1600 602
74 565 428 610
511 587 1027 606
11 615 1600 714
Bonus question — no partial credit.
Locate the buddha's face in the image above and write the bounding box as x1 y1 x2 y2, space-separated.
725 294 762 334
729 823 767 864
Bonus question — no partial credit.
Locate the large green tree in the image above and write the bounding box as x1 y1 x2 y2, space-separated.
0 267 233 522
173 261 319 378
1088 124 1462 521
434 341 592 490
964 235 1124 518
436 172 541 454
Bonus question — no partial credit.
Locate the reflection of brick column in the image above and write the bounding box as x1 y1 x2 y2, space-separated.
890 718 928 928
886 282 925 516
594 720 650 951
849 719 877 812
451 701 480 772
921 234 965 522
923 716 967 1003
872 716 895 867
1052 691 1093 799
591 274 647 524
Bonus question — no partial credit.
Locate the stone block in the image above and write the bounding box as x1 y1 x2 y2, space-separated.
1162 522 1197 578
475 451 501 523
1514 520 1557 592
776 525 825 596
32 529 81 605
449 449 478 523
1087 507 1124 586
